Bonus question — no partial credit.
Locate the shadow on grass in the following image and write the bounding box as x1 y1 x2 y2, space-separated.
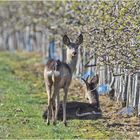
43 101 102 120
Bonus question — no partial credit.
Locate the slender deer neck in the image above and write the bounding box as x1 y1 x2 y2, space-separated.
66 52 78 73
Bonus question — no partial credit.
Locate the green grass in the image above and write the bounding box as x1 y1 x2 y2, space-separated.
0 51 126 139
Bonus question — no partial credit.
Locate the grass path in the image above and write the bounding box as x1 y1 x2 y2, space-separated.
0 51 125 139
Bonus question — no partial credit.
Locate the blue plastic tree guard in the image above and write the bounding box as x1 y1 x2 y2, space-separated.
97 84 110 95
117 106 134 116
49 40 56 59
81 70 95 79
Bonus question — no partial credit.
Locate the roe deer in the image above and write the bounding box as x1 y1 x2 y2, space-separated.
77 75 101 116
43 34 83 125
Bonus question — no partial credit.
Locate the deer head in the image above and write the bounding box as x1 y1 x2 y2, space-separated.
63 34 83 58
82 75 100 108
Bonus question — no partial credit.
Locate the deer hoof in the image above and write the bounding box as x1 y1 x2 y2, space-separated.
47 120 50 125
52 121 56 125
42 112 47 120
64 122 67 126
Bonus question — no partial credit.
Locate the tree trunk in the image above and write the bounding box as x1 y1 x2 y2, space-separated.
122 74 129 107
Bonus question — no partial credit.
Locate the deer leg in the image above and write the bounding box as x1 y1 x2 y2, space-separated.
51 83 59 125
47 104 51 125
54 93 60 123
46 83 52 125
63 87 68 126
51 98 55 125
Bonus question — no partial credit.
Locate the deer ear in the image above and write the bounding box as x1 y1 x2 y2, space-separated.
63 35 70 46
81 78 87 84
90 74 99 85
76 34 83 46
81 76 89 86
81 78 89 88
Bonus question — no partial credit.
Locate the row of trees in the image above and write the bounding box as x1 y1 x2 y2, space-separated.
0 1 139 115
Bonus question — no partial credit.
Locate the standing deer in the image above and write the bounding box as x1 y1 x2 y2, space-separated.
43 34 83 125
